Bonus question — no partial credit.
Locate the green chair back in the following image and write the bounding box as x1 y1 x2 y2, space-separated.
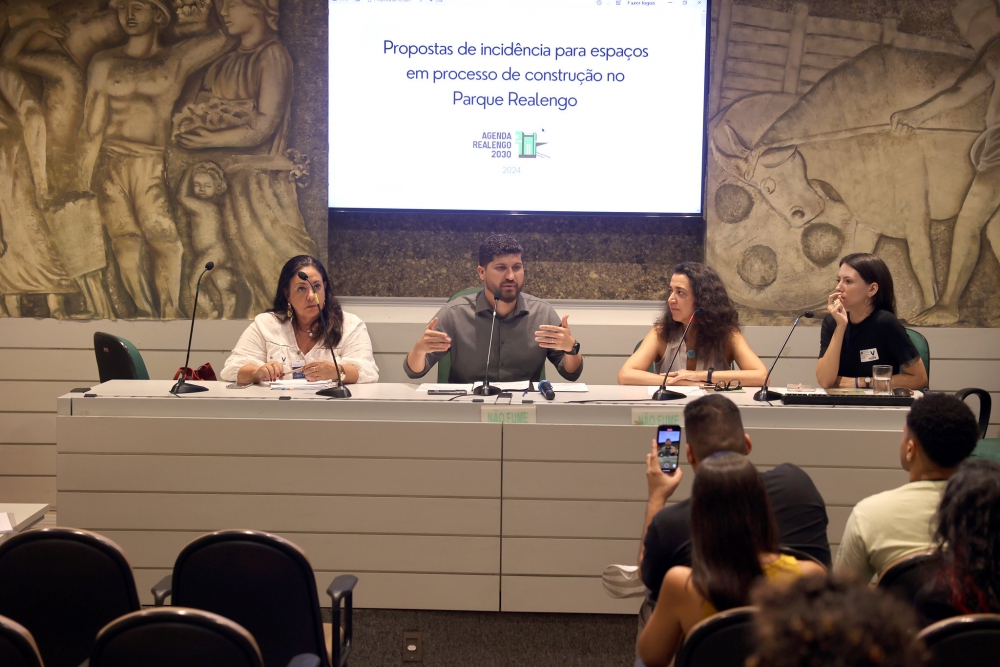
955 388 1000 465
437 288 485 384
905 328 930 386
94 332 150 382
436 287 546 383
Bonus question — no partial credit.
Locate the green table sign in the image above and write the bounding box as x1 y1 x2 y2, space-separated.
631 407 685 427
481 405 537 424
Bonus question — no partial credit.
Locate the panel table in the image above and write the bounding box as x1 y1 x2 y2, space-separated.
57 381 910 612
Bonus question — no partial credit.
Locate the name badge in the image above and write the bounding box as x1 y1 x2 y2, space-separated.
860 348 880 363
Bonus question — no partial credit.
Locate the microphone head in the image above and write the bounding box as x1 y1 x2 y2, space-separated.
538 380 555 400
297 271 310 282
694 307 705 315
803 311 814 318
493 288 503 301
204 261 215 270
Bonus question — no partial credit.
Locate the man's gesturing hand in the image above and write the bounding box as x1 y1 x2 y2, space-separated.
536 315 577 352
414 317 451 356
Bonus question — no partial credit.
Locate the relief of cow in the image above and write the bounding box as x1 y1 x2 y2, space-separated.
710 45 986 312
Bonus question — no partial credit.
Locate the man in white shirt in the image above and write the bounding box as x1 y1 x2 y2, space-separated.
835 393 980 581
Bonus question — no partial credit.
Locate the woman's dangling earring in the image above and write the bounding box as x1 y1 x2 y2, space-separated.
287 303 293 319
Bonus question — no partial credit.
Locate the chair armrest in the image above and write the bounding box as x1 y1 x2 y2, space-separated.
287 654 321 667
151 574 173 606
954 388 991 440
327 575 358 667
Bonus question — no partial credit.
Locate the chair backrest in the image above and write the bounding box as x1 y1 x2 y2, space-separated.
779 546 827 569
94 332 149 382
675 606 756 667
877 551 938 606
905 328 930 386
172 530 329 667
0 528 141 667
918 613 1000 667
0 615 44 667
90 607 265 667
955 388 992 441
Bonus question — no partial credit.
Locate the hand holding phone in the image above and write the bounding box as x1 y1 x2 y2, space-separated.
657 424 681 473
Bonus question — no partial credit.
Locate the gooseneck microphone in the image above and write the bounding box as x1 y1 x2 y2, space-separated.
652 307 704 401
170 261 214 395
754 311 814 402
297 271 350 399
474 287 504 396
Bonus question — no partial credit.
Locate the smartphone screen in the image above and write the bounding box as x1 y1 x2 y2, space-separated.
657 425 681 473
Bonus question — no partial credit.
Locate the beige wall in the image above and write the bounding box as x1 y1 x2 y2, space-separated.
2 304 998 510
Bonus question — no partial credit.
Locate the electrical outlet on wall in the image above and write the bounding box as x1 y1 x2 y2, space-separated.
403 632 423 662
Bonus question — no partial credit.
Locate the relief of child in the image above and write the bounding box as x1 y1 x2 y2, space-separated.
177 161 237 318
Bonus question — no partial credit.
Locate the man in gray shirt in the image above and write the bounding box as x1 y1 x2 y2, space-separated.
404 234 583 384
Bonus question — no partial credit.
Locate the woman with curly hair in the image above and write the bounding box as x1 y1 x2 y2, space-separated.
619 262 767 386
915 458 1000 625
748 573 927 667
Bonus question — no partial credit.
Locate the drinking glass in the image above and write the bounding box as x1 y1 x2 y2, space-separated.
872 365 892 395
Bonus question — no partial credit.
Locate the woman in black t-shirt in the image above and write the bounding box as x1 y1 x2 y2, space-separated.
816 253 928 390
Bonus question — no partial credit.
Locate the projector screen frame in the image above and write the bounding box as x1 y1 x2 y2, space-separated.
327 0 713 220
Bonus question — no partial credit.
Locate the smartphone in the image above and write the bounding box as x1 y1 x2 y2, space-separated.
657 425 681 473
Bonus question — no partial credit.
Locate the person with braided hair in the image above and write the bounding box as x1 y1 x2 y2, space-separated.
747 573 927 667
915 458 1000 626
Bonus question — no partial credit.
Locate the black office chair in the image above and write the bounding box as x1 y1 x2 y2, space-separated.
152 530 357 667
779 546 828 569
675 606 756 667
0 615 44 667
93 332 150 382
90 608 266 667
877 551 938 605
917 613 1000 667
0 528 141 667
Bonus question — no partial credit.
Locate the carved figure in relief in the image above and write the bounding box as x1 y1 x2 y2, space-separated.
175 0 317 314
0 8 127 319
176 161 236 318
77 0 233 318
892 38 1000 325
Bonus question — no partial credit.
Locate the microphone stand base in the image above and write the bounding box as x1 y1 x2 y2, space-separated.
753 388 782 402
317 385 352 399
473 384 502 396
651 388 686 401
170 381 209 395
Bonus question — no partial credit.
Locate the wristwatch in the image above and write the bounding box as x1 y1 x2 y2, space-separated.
568 341 581 355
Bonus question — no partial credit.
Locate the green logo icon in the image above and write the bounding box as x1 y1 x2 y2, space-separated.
516 131 547 158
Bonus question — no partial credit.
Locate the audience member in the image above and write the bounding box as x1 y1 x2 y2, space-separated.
836 393 979 580
748 573 927 667
639 395 830 608
637 453 825 666
915 458 1000 625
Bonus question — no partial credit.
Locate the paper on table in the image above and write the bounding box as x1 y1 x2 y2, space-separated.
270 379 333 390
0 512 13 533
417 383 474 392
548 383 589 393
646 385 705 397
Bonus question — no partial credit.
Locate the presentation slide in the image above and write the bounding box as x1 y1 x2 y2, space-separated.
329 0 709 214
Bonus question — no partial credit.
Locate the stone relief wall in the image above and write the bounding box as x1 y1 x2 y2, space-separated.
0 0 326 320
707 0 1000 325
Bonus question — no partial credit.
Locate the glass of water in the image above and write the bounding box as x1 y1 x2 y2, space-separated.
872 365 892 395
